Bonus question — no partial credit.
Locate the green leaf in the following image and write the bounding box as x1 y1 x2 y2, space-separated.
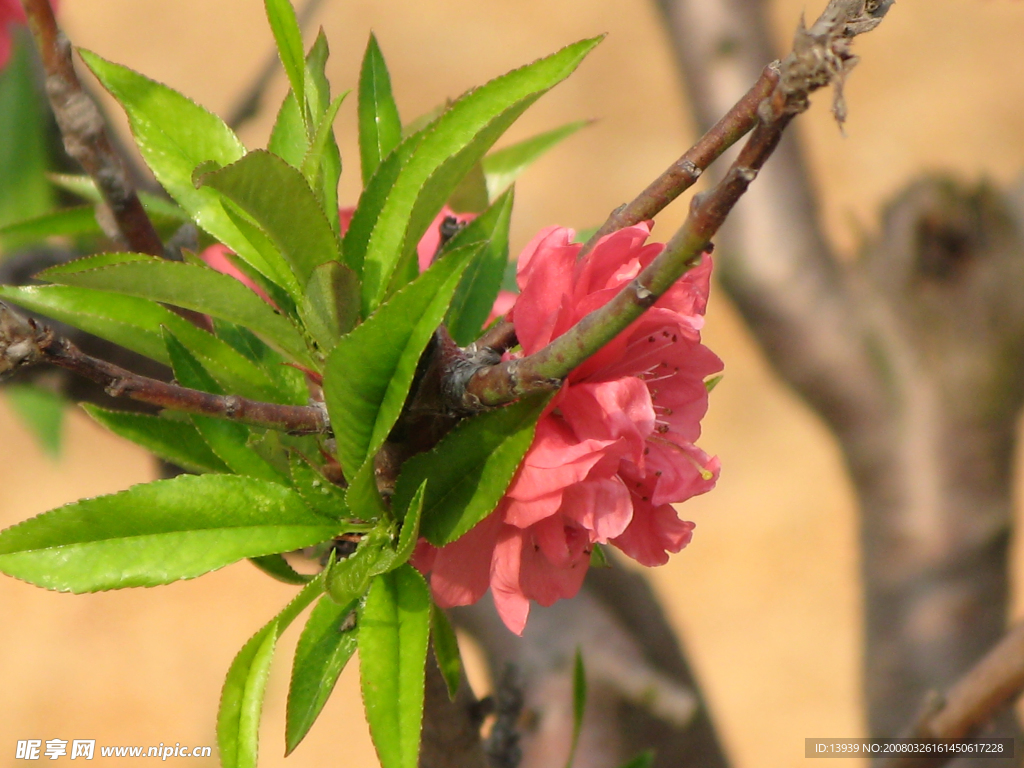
0 206 99 243
567 648 587 768
589 543 610 569
705 374 724 393
77 51 277 273
39 258 313 365
430 604 462 700
263 0 307 131
446 161 489 214
0 31 52 243
198 150 341 290
616 752 656 768
342 132 424 282
443 187 514 345
164 330 287 483
248 554 312 585
0 474 341 592
393 394 549 546
301 31 343 223
301 91 348 202
218 571 327 768
83 405 231 474
325 526 394 606
0 285 287 402
358 34 403 185
289 454 349 519
482 119 590 200
358 37 602 312
286 593 360 754
359 565 431 768
344 458 387 522
5 384 65 458
269 91 306 168
323 243 479 478
395 481 426 564
299 260 360 353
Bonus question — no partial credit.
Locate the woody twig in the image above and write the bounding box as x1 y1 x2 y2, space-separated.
462 0 893 408
20 0 164 256
0 302 326 434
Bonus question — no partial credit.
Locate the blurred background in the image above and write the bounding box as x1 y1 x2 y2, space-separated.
3 0 1024 765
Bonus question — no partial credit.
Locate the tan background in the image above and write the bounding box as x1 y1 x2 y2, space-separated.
3 0 1024 765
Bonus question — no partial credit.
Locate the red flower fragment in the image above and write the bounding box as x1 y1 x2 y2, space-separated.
415 223 722 634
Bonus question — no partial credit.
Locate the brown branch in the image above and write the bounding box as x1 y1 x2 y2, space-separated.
878 620 1024 768
578 62 780 258
0 302 327 434
21 0 164 257
462 0 890 408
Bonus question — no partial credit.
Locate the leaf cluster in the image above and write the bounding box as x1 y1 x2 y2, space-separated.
0 4 601 766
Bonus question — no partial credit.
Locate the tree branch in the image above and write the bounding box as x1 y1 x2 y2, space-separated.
20 0 164 257
462 0 891 409
0 301 326 434
578 62 779 259
879 619 1024 768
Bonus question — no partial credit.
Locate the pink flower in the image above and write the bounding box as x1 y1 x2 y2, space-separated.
414 223 722 634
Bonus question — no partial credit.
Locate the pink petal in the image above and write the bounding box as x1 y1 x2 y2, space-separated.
427 510 503 608
560 475 634 542
490 526 532 635
611 500 696 567
558 378 655 462
510 227 578 353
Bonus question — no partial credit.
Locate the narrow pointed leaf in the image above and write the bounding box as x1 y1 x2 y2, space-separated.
430 604 462 700
286 594 360 754
395 482 426 563
566 648 587 768
5 384 65 458
289 454 349 519
443 187 514 345
0 475 341 592
199 150 341 288
301 91 348 198
0 285 286 402
325 526 395 606
358 34 402 185
77 51 286 276
249 554 311 585
263 0 307 129
359 565 431 768
302 31 343 223
219 571 327 768
0 33 52 235
39 259 312 365
323 244 479 478
269 91 305 168
83 405 231 474
393 394 550 546
482 119 590 200
0 206 99 243
342 132 424 282
164 331 287 483
299 260 360 353
344 459 387 523
358 37 602 311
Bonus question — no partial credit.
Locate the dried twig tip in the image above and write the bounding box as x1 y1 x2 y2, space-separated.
0 302 47 379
